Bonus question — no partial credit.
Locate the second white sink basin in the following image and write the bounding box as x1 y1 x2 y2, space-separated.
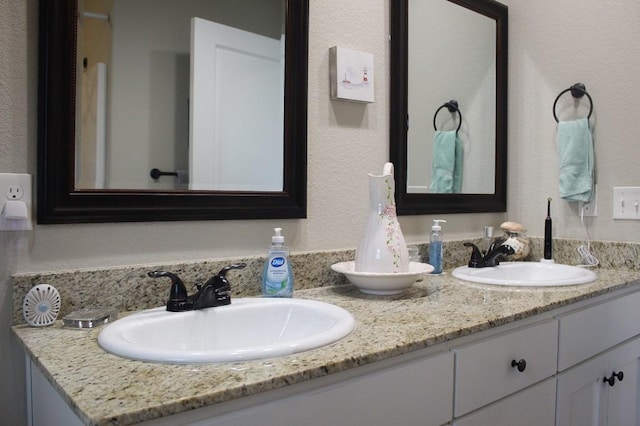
452 261 597 287
98 298 356 363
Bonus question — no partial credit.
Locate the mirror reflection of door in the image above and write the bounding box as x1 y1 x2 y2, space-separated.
406 0 496 194
76 0 112 190
189 18 284 191
75 0 285 191
77 62 107 189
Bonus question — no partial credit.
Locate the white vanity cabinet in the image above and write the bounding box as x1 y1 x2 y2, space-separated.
448 319 558 426
27 350 455 426
450 289 640 426
25 285 640 426
556 337 640 426
555 290 640 426
196 350 454 426
452 319 558 417
557 290 640 371
28 359 83 426
453 378 556 426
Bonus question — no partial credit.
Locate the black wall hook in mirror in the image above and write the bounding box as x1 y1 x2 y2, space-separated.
553 83 593 122
433 100 463 133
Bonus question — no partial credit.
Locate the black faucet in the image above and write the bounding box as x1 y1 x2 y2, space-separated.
464 242 515 268
148 263 246 312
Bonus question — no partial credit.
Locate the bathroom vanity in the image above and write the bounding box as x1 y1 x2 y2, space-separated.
15 268 640 426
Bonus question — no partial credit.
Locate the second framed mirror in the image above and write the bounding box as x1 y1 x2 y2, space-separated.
390 0 508 214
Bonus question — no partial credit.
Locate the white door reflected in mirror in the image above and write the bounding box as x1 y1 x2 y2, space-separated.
189 18 284 191
76 62 107 190
74 0 286 192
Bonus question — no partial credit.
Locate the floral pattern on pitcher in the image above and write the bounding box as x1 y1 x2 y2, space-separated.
380 203 405 270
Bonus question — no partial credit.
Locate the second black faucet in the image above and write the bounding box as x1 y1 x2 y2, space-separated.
464 242 515 268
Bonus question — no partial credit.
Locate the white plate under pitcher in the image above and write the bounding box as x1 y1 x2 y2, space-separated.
332 261 434 295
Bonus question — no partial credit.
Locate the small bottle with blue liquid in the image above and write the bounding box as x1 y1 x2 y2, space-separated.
429 219 447 274
262 227 294 297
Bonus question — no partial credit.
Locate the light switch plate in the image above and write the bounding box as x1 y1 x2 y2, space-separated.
0 173 32 230
613 186 640 220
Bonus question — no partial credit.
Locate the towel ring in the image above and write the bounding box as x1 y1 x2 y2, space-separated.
553 83 593 123
433 100 462 133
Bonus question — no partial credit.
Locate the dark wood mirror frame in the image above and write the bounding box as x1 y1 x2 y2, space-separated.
389 0 508 215
37 0 308 224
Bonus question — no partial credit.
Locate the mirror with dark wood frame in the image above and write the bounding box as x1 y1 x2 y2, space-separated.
389 0 508 215
37 0 308 223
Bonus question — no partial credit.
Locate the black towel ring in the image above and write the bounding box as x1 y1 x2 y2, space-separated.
553 83 593 123
433 100 462 133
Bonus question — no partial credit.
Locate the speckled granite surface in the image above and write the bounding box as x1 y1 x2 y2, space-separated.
11 239 640 425
11 249 355 324
13 266 640 425
12 238 640 325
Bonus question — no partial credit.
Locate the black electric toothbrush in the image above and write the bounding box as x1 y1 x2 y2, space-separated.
544 197 553 260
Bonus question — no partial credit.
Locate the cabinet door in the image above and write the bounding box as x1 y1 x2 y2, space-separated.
607 338 640 426
556 337 640 426
195 351 454 426
452 378 556 426
556 353 609 426
28 360 84 426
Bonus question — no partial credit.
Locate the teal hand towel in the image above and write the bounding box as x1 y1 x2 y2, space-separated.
430 130 463 193
556 117 594 202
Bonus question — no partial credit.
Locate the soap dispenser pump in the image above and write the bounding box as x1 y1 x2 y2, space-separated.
429 219 447 274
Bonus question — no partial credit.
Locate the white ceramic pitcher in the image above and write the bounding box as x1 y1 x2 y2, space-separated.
355 163 410 273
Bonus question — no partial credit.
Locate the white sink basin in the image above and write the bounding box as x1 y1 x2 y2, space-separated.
452 261 597 287
98 298 356 363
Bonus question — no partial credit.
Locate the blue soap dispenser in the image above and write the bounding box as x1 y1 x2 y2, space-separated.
429 219 447 274
262 227 294 297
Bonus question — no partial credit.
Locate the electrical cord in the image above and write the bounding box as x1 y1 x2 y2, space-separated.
578 205 599 267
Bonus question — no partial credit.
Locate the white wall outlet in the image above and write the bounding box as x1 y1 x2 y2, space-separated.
0 173 32 230
613 186 640 220
579 185 598 217
6 184 24 200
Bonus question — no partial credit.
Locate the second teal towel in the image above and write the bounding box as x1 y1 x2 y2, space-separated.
430 130 463 193
556 117 594 202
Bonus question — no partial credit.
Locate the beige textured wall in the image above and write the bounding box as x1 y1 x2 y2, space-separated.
504 0 640 242
1 0 36 423
4 0 640 274
9 0 504 274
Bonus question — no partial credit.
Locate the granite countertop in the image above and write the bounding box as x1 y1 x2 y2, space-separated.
14 268 640 426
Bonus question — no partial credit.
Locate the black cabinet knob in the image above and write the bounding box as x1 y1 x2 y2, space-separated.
511 359 527 372
603 371 624 387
